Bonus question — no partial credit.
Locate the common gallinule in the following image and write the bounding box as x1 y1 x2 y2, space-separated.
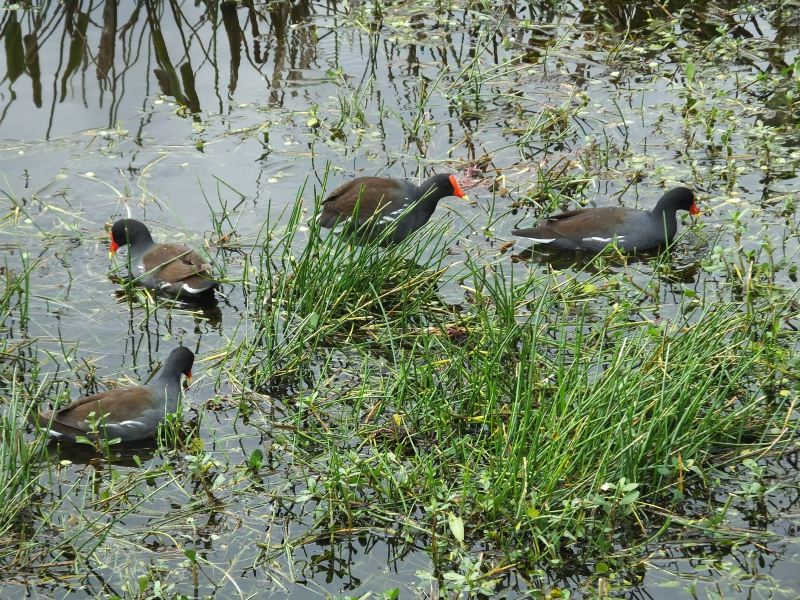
109 219 218 298
511 187 699 252
33 347 194 443
317 173 468 243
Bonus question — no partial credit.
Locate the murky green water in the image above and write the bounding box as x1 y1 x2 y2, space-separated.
1 1 799 597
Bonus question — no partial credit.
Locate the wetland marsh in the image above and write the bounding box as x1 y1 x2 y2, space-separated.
1 1 799 598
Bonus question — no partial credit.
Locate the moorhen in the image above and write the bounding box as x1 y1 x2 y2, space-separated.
109 219 218 298
317 173 468 243
511 186 700 252
32 347 194 443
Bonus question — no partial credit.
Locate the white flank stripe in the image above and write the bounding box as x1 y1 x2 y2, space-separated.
118 420 143 428
526 238 557 244
582 236 626 243
182 283 206 294
378 209 404 225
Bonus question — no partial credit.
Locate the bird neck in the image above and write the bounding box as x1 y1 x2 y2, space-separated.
151 377 182 412
129 234 155 255
651 204 679 238
418 176 448 210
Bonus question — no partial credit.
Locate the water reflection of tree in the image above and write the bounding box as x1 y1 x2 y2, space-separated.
0 0 319 136
2 1 797 139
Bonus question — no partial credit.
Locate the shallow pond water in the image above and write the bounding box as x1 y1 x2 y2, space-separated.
1 1 799 598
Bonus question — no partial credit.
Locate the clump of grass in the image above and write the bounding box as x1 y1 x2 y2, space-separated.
0 252 39 338
0 250 50 543
250 248 797 586
224 179 461 393
0 373 48 542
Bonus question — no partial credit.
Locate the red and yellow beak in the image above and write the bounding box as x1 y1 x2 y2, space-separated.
690 201 700 216
108 231 119 254
449 175 469 201
186 370 193 385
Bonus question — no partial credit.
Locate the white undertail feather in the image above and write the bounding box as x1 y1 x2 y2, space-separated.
181 283 207 294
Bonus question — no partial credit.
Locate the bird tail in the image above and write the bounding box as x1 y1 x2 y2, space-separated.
511 227 540 237
29 411 86 442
